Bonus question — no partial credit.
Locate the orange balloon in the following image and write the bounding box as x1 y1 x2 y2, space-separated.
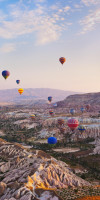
59 57 66 65
18 88 24 95
58 119 64 126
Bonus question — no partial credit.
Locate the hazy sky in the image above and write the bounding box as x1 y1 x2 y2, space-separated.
0 0 100 92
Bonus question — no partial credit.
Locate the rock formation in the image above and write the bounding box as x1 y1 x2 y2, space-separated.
0 139 91 200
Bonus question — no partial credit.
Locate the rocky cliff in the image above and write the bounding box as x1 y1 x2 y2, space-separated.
57 92 100 108
0 139 90 200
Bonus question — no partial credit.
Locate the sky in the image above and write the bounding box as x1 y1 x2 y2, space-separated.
0 0 100 93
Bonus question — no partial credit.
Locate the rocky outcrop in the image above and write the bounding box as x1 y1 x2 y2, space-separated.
0 140 91 200
57 92 100 109
0 161 10 173
90 138 100 155
0 182 7 196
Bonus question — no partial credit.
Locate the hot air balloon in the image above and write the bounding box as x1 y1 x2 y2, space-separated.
53 103 57 107
80 107 85 113
67 118 79 131
18 88 23 95
48 137 57 144
2 70 10 80
86 104 90 111
49 110 54 116
60 127 66 134
48 96 52 103
30 114 35 120
78 125 86 134
58 119 64 126
16 80 20 84
70 109 75 115
59 57 66 65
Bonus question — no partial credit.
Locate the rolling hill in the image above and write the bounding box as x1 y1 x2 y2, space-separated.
0 88 80 105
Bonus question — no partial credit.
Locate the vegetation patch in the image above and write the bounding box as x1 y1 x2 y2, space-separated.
56 186 100 200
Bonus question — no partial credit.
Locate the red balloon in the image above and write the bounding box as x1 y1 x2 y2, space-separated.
67 118 79 131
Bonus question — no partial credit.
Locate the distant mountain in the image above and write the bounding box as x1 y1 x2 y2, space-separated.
0 88 81 105
57 92 100 108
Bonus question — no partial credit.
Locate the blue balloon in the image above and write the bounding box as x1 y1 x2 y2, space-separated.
16 80 20 84
48 137 57 144
70 109 75 115
80 107 85 113
2 70 10 79
48 96 52 102
53 103 57 107
78 125 86 133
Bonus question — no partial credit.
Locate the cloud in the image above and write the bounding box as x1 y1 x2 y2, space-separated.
0 10 7 20
0 0 7 2
35 0 46 2
74 4 83 9
0 0 99 48
81 0 100 6
80 9 100 33
50 5 59 11
0 2 71 45
0 43 16 53
64 6 70 12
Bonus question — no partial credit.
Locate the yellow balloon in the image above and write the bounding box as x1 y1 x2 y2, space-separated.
18 88 24 95
30 114 35 120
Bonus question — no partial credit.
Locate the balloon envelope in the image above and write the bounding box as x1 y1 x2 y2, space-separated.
60 127 66 134
67 118 79 131
30 114 35 120
80 107 85 113
53 103 57 107
16 80 20 84
18 88 23 95
58 119 64 126
78 125 86 133
59 57 66 65
48 96 52 102
70 109 75 115
2 70 10 79
86 104 90 111
49 110 54 115
48 137 57 144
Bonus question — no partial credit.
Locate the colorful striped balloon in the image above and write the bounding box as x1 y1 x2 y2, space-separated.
59 57 66 65
18 88 24 95
58 119 64 126
49 110 54 115
78 125 86 134
30 114 35 120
